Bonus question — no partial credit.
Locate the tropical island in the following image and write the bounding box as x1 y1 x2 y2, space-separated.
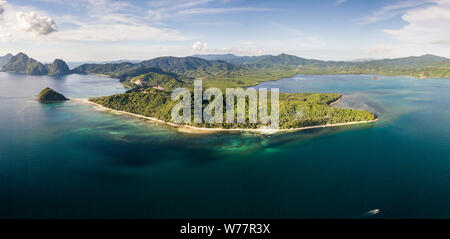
37 88 69 101
89 91 376 132
3 52 449 132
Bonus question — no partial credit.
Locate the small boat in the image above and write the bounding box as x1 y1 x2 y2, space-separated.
366 209 381 215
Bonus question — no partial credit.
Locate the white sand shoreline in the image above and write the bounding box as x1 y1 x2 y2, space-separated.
71 98 379 134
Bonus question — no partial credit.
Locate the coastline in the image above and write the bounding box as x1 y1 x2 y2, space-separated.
72 97 379 135
329 97 342 106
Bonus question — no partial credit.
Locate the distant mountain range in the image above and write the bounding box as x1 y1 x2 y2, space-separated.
193 53 450 68
0 53 13 68
67 60 141 69
72 56 240 81
1 53 70 76
1 52 449 80
351 58 378 62
192 53 450 78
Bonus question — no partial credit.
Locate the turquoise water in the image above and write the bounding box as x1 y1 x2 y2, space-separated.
0 73 449 218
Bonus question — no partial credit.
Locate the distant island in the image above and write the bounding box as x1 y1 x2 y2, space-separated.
38 87 69 101
89 91 376 132
1 53 70 76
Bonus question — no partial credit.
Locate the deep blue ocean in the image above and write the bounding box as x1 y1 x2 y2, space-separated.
0 73 449 218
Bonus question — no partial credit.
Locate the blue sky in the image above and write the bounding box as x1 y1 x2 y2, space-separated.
0 0 449 61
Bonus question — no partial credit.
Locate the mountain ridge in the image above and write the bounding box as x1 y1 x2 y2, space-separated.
0 53 13 68
1 53 71 76
193 53 450 67
3 52 448 79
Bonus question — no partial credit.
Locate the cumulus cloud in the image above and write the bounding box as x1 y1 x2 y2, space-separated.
16 11 57 35
383 0 450 45
192 41 208 51
360 0 450 57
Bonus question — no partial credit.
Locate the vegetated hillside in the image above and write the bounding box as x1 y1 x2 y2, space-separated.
47 59 71 76
90 91 375 130
194 53 319 66
73 56 243 81
123 68 193 91
194 53 450 78
74 53 450 91
37 87 68 101
72 62 142 80
137 56 240 76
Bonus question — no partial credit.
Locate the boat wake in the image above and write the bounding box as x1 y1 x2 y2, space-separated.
364 209 381 216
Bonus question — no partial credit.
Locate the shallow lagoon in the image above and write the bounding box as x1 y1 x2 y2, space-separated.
0 73 449 218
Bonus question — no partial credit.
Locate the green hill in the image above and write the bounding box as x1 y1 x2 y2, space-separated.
72 62 139 80
137 56 239 75
72 62 135 75
47 59 71 76
73 56 243 81
37 87 68 101
123 68 193 91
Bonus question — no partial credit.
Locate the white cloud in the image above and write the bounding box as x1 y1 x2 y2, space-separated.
192 41 208 51
146 0 213 20
383 0 450 45
0 0 191 44
16 11 57 35
146 0 272 20
358 0 434 24
54 0 194 42
0 1 59 42
354 0 450 57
